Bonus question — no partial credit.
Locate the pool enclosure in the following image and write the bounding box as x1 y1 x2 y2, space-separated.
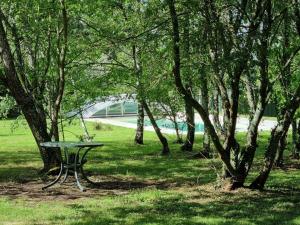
81 96 138 118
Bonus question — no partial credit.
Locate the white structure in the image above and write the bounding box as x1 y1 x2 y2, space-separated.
80 95 138 118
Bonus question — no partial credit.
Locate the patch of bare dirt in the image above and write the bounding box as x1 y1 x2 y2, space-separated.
0 176 177 202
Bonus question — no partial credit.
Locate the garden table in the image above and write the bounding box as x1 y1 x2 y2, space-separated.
40 141 103 191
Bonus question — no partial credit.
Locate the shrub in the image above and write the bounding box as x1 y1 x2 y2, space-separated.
94 122 113 131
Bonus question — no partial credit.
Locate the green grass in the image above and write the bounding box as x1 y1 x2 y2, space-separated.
0 119 299 225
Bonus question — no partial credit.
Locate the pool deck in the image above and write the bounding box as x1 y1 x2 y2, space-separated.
86 115 278 135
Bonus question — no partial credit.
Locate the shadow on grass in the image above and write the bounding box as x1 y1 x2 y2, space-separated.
0 167 38 183
86 180 175 190
82 145 217 185
49 187 300 225
0 150 39 164
0 139 217 186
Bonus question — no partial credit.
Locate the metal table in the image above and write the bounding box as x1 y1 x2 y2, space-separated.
40 141 103 191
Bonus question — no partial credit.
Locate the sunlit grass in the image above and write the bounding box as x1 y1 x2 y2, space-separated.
0 119 299 225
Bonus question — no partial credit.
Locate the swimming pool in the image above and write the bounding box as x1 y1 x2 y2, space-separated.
123 118 205 132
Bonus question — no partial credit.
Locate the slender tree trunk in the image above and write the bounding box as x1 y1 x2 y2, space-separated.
50 112 60 141
135 100 144 144
232 103 267 188
201 70 211 156
244 73 257 124
292 119 300 159
168 0 237 176
181 98 195 151
173 115 183 144
159 102 182 144
230 3 272 188
80 111 91 141
181 12 195 151
250 127 287 189
142 100 170 155
275 133 287 167
50 0 68 142
297 120 300 158
273 8 292 166
211 89 224 137
132 40 145 145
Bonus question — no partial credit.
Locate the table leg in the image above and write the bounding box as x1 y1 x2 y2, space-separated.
42 162 63 190
74 147 85 191
80 147 97 184
61 147 69 184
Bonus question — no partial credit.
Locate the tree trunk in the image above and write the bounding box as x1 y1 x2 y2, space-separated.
273 8 292 166
181 12 195 151
201 70 211 157
168 0 237 176
292 119 300 159
275 133 287 167
250 127 287 189
0 14 61 171
244 73 257 124
132 41 145 145
173 115 183 144
50 112 60 141
80 111 91 141
50 0 68 142
135 100 144 145
211 89 224 137
181 99 195 151
230 4 272 189
296 120 300 159
142 100 170 155
250 85 300 189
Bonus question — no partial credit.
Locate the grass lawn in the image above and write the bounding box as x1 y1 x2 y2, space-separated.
0 119 299 225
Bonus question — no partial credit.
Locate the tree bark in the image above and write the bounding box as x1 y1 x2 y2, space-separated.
292 119 300 159
250 127 287 190
211 89 224 137
142 100 170 155
134 100 144 145
181 93 195 151
201 70 211 157
274 133 287 167
243 73 257 124
132 39 145 145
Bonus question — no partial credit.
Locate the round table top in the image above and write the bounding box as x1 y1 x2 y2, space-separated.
40 141 104 148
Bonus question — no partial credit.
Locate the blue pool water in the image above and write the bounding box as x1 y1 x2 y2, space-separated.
125 118 204 132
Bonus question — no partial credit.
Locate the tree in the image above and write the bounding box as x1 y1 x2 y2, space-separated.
0 0 70 171
167 0 300 189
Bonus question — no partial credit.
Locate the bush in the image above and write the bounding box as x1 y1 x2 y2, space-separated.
94 122 113 131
